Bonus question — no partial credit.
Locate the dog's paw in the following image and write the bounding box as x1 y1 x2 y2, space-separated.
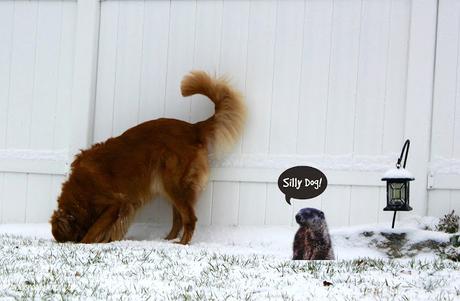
173 240 189 245
164 230 181 240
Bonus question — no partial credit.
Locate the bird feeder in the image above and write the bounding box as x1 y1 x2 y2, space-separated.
381 139 414 228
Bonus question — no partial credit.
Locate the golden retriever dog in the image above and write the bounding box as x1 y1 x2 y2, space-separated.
50 71 246 244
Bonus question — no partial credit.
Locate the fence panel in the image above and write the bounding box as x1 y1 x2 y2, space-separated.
0 0 448 227
0 0 77 223
429 0 460 217
93 0 419 227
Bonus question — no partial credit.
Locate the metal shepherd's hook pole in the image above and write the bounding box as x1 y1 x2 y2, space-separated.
392 139 410 229
391 210 397 229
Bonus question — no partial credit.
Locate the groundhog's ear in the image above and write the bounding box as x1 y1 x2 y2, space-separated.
319 211 325 218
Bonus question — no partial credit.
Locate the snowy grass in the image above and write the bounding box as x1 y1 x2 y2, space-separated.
0 220 459 300
1 235 460 300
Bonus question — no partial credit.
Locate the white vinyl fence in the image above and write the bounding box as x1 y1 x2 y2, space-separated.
0 0 456 228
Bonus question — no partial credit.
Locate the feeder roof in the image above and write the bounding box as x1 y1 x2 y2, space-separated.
382 168 414 180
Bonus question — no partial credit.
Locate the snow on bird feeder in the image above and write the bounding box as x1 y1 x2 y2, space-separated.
382 139 414 228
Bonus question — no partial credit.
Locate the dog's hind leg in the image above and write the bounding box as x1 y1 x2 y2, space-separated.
174 199 197 245
164 187 198 245
80 204 136 243
162 149 208 244
162 177 198 245
164 206 182 240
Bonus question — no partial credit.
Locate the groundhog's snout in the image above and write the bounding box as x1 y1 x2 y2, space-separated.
295 213 301 224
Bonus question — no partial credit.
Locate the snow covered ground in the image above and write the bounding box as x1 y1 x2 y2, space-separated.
0 218 459 300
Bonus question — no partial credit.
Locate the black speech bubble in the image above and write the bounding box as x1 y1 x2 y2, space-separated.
278 166 328 205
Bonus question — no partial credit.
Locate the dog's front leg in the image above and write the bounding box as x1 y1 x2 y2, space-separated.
81 206 119 243
80 204 135 243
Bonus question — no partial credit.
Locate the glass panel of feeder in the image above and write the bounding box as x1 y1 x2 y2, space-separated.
401 183 406 202
390 183 404 205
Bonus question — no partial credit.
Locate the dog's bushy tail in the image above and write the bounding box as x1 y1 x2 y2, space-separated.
181 70 246 156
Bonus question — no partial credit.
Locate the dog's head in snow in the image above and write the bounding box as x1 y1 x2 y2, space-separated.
295 208 326 230
50 206 84 243
50 163 96 243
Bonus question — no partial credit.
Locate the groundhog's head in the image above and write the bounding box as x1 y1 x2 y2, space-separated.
295 208 325 229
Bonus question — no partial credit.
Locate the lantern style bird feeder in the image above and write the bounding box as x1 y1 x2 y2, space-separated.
381 139 414 229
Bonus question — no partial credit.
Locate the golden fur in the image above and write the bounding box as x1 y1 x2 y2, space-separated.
50 71 246 244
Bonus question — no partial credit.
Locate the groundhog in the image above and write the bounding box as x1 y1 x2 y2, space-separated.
292 207 334 260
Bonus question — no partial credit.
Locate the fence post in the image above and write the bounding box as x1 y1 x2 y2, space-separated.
68 0 101 167
403 0 437 216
